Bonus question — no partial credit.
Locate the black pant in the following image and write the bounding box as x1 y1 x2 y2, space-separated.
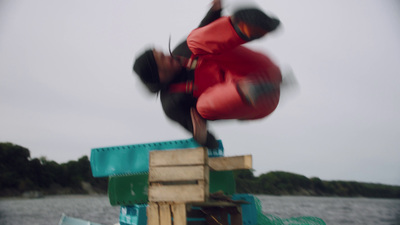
160 91 219 149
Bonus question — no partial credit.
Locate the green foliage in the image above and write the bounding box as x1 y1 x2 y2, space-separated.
1 142 399 198
256 171 311 195
0 142 108 196
234 170 258 193
235 170 400 198
0 143 31 190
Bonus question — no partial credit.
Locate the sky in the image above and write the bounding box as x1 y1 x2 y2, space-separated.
1 0 400 186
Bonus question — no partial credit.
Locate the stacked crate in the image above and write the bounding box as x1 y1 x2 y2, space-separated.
90 138 254 225
147 147 251 225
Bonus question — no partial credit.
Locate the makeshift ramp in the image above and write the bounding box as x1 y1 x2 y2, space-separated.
88 138 326 225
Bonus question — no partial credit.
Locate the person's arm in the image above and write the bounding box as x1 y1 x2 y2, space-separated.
172 0 222 58
198 0 222 28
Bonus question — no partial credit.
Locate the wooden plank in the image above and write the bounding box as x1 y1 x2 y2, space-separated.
149 184 206 202
208 155 252 171
186 207 206 219
204 208 229 225
147 203 160 225
149 165 206 182
171 203 187 225
230 207 243 225
220 209 229 225
202 166 209 200
159 203 172 225
150 148 207 167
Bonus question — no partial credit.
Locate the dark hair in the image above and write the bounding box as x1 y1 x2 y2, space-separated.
133 49 162 93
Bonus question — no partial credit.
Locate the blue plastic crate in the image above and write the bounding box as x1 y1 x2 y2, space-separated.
232 194 258 225
90 138 224 177
119 205 147 225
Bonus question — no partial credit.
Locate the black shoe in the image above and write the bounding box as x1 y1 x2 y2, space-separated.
232 8 280 41
205 132 219 149
237 78 280 106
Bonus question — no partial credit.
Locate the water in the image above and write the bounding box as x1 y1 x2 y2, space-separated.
0 195 119 225
257 195 400 225
0 195 399 225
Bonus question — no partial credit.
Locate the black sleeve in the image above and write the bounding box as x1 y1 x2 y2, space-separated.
172 40 191 58
198 9 222 28
172 8 222 57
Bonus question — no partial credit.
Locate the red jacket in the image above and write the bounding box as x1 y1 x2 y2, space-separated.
187 17 282 98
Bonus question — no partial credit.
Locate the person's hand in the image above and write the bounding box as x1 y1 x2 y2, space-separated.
211 0 222 11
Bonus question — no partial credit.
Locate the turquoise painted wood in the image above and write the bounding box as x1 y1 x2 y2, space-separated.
90 138 224 177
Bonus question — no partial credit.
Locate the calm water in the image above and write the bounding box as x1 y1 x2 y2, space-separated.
0 195 399 225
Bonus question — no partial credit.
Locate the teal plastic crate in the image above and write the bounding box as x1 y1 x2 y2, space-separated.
108 173 149 205
90 138 224 177
119 205 212 225
118 193 254 225
108 170 235 206
120 205 147 225
209 170 236 195
232 194 258 225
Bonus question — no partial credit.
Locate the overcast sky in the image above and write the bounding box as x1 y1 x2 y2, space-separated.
1 0 399 186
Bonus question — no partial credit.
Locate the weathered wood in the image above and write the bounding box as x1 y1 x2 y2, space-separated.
149 166 206 182
171 203 187 225
147 147 248 225
230 206 243 225
149 183 206 202
159 203 172 225
219 209 229 225
186 207 206 219
148 202 242 225
202 168 210 200
208 155 252 171
147 203 160 225
149 148 208 167
204 208 229 225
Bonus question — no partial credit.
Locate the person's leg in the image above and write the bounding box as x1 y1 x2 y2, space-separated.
161 92 194 131
237 77 281 106
187 9 280 56
196 79 280 121
190 107 208 146
187 17 245 56
160 92 219 148
231 8 280 41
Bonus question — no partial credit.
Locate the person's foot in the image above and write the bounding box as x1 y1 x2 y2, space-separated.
231 8 280 41
190 107 208 146
237 79 279 106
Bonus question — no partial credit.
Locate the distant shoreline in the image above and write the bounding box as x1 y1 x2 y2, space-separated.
1 143 399 200
2 193 400 202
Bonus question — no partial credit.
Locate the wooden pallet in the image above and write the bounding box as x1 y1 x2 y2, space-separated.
147 147 251 225
149 147 209 203
147 202 243 225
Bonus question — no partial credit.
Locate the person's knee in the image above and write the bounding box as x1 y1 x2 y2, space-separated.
196 98 217 120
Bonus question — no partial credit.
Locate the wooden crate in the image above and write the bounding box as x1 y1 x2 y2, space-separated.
147 202 243 225
208 155 252 171
149 148 209 203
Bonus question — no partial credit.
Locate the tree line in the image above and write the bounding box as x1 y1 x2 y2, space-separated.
0 142 107 196
1 142 399 198
234 170 400 198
